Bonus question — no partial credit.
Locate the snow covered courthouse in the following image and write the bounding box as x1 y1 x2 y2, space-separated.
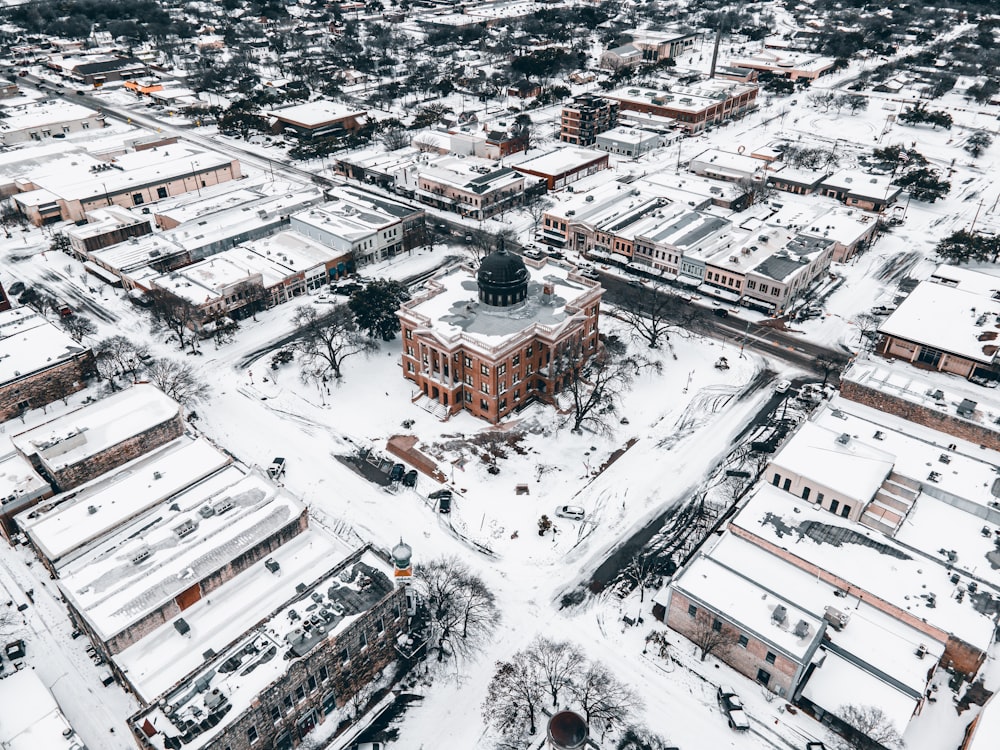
398 245 603 423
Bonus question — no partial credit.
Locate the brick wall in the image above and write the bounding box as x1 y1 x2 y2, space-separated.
0 352 95 422
45 411 184 492
840 379 1000 453
98 511 309 656
666 588 803 696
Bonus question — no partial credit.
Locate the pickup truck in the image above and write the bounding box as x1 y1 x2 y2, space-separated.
717 686 750 731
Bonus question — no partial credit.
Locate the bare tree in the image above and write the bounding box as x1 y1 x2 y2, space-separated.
482 652 544 737
147 359 211 407
618 725 676 750
526 636 585 707
853 312 879 349
381 127 410 150
736 176 773 206
466 228 517 266
94 335 149 389
59 315 97 342
555 340 661 434
620 551 657 602
148 287 201 351
616 282 693 350
837 704 905 750
288 305 376 381
808 90 838 113
418 556 499 662
570 661 640 738
524 196 553 235
814 355 842 387
690 611 738 662
231 279 268 321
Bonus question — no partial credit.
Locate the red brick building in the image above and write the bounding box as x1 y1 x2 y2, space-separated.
398 247 604 423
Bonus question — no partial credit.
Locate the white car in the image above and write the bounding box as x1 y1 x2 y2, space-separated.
555 505 585 521
775 379 791 394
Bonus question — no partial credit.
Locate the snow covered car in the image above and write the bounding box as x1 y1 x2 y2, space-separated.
775 379 792 394
717 686 750 731
267 457 286 480
555 505 585 521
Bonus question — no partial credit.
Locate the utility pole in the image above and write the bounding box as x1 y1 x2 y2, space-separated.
970 198 984 232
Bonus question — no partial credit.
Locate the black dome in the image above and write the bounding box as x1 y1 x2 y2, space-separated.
477 247 529 307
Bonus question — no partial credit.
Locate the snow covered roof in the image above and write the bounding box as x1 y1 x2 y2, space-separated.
801 648 917 736
11 384 180 472
18 436 231 567
0 99 100 132
20 144 236 204
269 99 365 128
0 451 48 508
151 255 263 304
820 169 899 201
400 259 601 351
689 148 767 180
0 667 83 750
798 206 877 246
58 467 306 642
672 553 825 660
729 484 997 651
90 234 185 274
769 420 894 503
0 308 90 387
115 528 350 702
514 147 606 178
878 265 1000 364
131 548 396 750
153 182 321 228
709 533 945 696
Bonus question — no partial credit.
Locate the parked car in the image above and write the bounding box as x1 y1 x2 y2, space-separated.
775 379 792 394
555 505 585 521
717 686 750 731
402 469 418 487
267 457 286 480
523 248 544 260
437 493 452 513
713 308 729 318
333 282 364 296
429 489 452 500
579 268 600 280
389 463 405 482
7 281 24 296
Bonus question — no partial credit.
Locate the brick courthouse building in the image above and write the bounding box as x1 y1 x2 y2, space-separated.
398 245 604 423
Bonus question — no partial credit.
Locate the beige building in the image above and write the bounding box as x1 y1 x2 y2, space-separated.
416 162 525 220
13 145 241 225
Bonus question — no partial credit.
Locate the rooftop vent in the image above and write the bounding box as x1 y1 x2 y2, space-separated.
174 618 190 636
836 433 851 445
793 620 810 638
772 604 787 624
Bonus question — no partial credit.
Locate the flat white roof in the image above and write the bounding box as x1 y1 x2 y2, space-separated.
821 169 897 200
801 649 917 735
12 384 179 472
0 99 100 133
115 528 350 702
730 484 997 651
769 419 894 502
18 435 231 566
0 451 48 505
270 99 365 127
0 307 89 387
0 667 81 750
709 533 945 695
59 468 306 642
514 147 607 177
152 254 262 304
879 266 1000 364
21 144 235 203
814 395 1000 515
674 553 823 660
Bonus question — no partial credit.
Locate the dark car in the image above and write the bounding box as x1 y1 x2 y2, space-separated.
402 469 418 487
389 463 405 482
717 686 750 731
713 308 729 318
438 493 452 513
7 281 24 296
429 489 452 500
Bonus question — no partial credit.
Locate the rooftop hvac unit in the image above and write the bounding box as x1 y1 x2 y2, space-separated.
771 604 787 624
823 606 849 630
836 433 851 445
793 620 810 638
